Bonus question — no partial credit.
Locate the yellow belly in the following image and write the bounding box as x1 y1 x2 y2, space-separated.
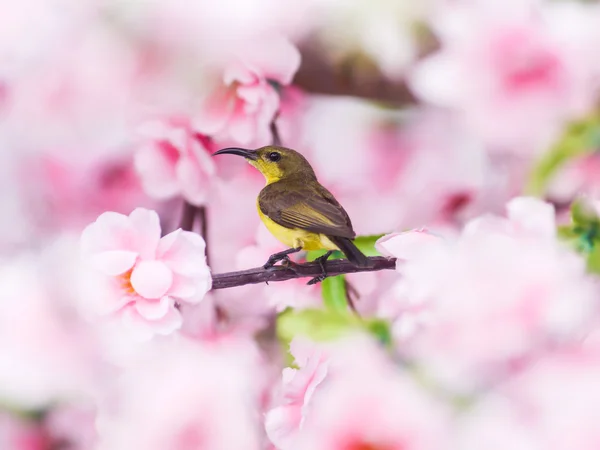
257 204 339 251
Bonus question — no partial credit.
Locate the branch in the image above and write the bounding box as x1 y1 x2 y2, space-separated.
179 201 211 267
211 256 397 290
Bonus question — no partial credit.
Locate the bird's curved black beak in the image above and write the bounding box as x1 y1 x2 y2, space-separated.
212 147 258 160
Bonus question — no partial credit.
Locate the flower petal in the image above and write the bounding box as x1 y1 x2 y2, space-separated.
134 142 180 200
90 250 138 276
80 211 133 255
157 230 208 276
130 260 173 299
134 296 171 320
128 208 162 259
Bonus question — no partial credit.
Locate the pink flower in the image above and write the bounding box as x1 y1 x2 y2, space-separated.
95 337 262 450
377 197 598 391
409 0 600 152
134 117 216 206
80 208 211 340
265 337 330 449
457 348 600 450
194 35 301 146
0 413 46 450
293 336 451 450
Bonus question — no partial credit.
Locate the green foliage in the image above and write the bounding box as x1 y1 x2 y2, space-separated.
321 275 348 312
276 308 393 349
526 113 600 196
558 198 600 274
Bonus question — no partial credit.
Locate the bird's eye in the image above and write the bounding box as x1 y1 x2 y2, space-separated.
268 152 281 162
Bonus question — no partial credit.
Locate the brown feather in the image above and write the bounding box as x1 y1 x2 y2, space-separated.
258 179 356 239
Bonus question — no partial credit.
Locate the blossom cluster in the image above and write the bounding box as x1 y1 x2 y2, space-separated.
2 0 600 448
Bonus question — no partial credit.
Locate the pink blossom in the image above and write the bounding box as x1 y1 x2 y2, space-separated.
377 197 598 391
409 0 600 152
0 413 46 450
194 35 301 146
293 336 451 450
44 403 97 450
265 337 330 449
95 337 262 450
0 252 102 409
80 208 211 340
457 348 600 450
134 117 216 205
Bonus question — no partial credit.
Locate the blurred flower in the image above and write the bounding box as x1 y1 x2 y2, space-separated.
44 403 97 450
377 197 598 391
194 35 301 146
308 0 432 80
0 253 100 409
95 337 263 450
134 117 216 205
0 413 46 450
293 336 451 450
409 0 600 152
457 347 600 450
265 337 330 449
80 208 211 340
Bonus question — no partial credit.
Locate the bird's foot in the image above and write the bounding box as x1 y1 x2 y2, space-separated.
263 247 302 270
307 274 326 285
306 251 333 285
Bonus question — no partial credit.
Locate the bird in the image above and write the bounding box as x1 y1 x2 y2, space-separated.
212 145 370 284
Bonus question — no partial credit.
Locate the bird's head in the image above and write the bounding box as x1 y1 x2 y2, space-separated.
213 145 316 184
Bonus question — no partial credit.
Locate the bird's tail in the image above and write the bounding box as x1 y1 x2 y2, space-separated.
329 236 370 267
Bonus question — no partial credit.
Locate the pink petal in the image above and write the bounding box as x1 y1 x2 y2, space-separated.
134 142 180 200
134 296 171 320
128 208 162 259
194 87 235 136
176 156 210 206
168 275 198 299
375 230 444 260
227 110 259 146
223 62 257 85
408 53 463 107
242 36 301 84
90 250 138 276
130 260 173 299
265 405 301 450
506 197 556 239
157 230 208 276
80 211 133 255
149 306 183 336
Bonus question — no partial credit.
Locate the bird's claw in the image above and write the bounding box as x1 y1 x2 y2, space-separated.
263 254 293 270
307 275 327 285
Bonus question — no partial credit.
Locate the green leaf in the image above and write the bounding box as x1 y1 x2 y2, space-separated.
276 308 361 344
321 275 348 312
587 245 600 274
571 198 600 228
525 114 600 196
364 318 393 348
276 308 394 349
353 234 385 256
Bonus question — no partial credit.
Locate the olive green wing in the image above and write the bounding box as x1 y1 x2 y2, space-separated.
259 184 356 239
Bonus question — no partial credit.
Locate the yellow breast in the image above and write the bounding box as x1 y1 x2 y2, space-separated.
256 201 339 251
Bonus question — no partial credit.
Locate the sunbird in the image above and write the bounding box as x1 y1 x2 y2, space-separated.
213 145 370 283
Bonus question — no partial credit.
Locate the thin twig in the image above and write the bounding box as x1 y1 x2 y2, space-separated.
179 201 211 266
270 112 282 146
197 206 210 267
179 201 197 232
344 278 360 315
211 256 396 290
